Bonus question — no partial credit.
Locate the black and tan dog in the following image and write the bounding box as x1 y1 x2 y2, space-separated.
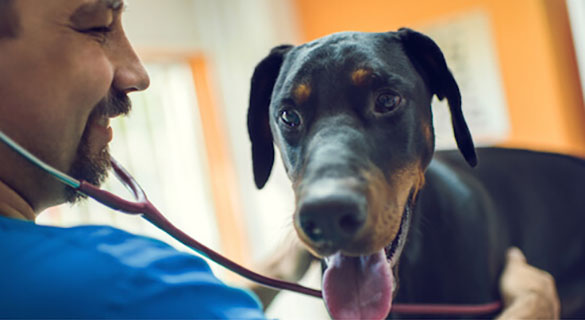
247 28 585 319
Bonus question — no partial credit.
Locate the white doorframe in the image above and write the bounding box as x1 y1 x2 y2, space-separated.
567 0 585 107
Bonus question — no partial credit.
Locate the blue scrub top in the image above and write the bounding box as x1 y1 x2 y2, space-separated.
0 215 266 319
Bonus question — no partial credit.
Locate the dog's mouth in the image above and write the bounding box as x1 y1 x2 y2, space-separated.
321 206 411 319
384 205 410 268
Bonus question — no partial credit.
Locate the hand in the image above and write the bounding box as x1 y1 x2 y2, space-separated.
496 247 560 319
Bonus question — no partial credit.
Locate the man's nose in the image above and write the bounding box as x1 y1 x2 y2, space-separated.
111 33 150 94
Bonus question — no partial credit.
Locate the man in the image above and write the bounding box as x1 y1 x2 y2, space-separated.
0 0 264 318
0 0 560 318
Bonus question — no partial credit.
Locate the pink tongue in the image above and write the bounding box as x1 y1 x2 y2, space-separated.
323 250 393 319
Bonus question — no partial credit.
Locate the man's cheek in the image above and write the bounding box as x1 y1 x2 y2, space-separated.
73 49 114 107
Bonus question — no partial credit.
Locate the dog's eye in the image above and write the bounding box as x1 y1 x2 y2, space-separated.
375 93 402 114
280 109 302 128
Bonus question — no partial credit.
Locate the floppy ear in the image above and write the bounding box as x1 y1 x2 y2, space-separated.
247 45 293 189
397 28 477 167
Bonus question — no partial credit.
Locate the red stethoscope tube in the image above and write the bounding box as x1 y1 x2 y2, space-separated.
78 157 323 298
79 157 502 317
0 125 502 317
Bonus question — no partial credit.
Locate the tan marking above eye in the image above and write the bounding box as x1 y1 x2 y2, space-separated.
294 84 312 104
351 68 373 86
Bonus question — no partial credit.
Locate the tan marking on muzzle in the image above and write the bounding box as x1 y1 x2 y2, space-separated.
351 68 373 87
412 169 426 201
343 164 425 256
293 83 311 104
290 162 426 258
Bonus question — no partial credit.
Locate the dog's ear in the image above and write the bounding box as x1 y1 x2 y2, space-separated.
397 28 477 167
247 45 294 188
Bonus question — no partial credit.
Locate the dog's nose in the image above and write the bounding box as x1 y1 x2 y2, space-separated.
298 192 367 248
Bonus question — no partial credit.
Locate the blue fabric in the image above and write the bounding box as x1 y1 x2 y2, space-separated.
0 216 266 319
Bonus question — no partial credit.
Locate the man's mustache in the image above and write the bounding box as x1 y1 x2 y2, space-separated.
92 89 132 119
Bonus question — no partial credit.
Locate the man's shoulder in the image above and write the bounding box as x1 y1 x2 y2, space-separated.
0 216 209 292
0 215 206 271
0 216 265 318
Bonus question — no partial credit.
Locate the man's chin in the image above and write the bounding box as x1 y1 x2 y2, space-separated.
64 145 111 204
63 89 130 204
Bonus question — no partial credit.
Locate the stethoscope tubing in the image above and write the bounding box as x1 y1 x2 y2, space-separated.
1 129 504 315
0 129 322 298
82 159 323 298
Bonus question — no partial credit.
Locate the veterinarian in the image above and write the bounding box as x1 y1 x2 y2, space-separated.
0 0 559 318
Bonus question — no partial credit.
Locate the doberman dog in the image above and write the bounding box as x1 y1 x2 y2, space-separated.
247 28 585 319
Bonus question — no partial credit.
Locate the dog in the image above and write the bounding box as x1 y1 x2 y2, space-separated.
247 28 585 319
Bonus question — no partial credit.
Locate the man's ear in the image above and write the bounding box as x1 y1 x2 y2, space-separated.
247 45 293 189
397 28 477 167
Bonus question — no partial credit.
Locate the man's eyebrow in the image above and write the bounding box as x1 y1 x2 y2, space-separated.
103 0 126 11
70 0 126 24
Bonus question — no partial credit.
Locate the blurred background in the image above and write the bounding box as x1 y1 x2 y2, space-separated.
37 0 585 318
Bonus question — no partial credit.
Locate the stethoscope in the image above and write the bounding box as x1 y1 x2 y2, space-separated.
0 129 502 316
0 129 321 297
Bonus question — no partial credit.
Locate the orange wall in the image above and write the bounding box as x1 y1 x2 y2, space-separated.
294 0 585 156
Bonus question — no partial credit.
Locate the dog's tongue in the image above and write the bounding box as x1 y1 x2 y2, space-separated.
323 250 393 319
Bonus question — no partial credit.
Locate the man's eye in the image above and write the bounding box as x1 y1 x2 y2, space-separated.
279 109 302 128
374 92 402 114
76 26 112 43
85 26 112 34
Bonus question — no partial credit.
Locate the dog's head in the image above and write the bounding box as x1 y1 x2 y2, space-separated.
247 29 476 319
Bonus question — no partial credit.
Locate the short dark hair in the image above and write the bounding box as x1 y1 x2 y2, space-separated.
0 0 19 39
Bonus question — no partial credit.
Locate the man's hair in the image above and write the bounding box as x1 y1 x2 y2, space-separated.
0 0 19 39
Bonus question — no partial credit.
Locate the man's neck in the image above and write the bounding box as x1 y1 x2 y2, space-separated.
0 178 36 221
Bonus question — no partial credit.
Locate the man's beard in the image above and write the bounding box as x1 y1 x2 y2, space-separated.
64 90 131 203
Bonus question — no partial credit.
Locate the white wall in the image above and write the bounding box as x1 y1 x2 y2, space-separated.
123 0 203 51
567 0 585 108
